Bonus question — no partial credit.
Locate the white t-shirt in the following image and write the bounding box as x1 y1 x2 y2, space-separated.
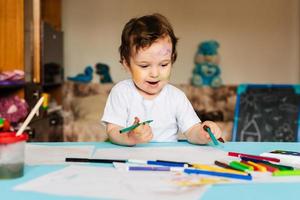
101 79 201 142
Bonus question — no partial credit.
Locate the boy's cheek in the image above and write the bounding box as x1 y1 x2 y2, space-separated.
131 70 144 82
160 74 169 81
159 71 171 82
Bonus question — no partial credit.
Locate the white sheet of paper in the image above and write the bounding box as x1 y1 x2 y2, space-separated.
93 146 230 164
14 165 209 200
25 144 95 165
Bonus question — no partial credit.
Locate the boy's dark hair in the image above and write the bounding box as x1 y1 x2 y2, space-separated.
119 13 178 66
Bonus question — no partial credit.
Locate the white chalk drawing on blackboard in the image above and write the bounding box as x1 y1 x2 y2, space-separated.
279 103 298 113
275 122 294 142
240 93 258 111
240 114 261 141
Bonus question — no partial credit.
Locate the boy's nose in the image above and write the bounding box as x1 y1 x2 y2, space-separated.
150 66 159 78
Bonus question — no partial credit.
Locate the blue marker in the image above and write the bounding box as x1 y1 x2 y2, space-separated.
127 159 188 167
184 168 252 181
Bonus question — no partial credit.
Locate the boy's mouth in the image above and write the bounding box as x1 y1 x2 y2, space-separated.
146 81 159 85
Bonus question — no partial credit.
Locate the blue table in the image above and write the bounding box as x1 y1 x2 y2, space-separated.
1 142 300 200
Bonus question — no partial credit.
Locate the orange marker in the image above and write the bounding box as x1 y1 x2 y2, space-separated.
246 161 267 172
257 163 279 173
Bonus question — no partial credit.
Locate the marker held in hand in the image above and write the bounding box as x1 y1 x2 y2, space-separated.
119 120 153 133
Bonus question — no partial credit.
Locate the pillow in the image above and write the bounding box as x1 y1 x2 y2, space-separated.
64 120 107 142
72 94 107 121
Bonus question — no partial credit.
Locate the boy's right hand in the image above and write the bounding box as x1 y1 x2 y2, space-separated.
128 117 153 144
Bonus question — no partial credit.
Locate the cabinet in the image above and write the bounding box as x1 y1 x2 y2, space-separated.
25 0 63 106
29 111 63 142
0 0 25 97
1 0 63 142
1 0 62 100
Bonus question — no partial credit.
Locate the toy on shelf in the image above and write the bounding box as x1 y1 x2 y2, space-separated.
67 66 93 83
0 95 29 124
0 118 12 132
95 63 113 83
191 40 222 87
42 93 49 110
0 70 25 86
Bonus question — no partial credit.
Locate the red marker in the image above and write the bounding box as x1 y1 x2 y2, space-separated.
228 152 280 163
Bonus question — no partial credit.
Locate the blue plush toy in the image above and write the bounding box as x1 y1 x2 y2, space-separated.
67 66 93 83
95 62 113 83
192 40 222 87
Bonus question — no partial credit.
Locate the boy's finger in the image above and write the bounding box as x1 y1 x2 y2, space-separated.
133 117 140 125
206 134 211 140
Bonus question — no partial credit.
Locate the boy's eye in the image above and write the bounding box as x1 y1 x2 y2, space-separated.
161 63 169 67
139 65 149 68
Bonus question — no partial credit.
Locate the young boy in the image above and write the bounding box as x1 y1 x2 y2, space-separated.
101 13 222 146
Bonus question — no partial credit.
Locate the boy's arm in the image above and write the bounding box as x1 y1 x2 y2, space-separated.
106 123 137 146
185 121 222 145
106 120 153 146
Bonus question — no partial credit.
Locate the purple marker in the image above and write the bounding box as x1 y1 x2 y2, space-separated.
128 166 185 172
128 166 171 171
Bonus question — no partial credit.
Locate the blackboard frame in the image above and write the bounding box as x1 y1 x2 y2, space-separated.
232 84 300 142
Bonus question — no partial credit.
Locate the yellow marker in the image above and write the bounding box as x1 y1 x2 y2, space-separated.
247 161 267 172
192 163 248 176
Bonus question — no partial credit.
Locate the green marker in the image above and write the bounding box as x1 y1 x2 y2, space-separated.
263 162 294 171
229 161 249 172
119 120 153 133
203 125 219 146
273 169 300 176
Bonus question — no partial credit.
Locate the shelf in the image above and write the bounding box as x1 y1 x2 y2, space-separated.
42 82 63 88
0 81 26 89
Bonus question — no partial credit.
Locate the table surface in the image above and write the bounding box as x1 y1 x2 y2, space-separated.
1 141 300 200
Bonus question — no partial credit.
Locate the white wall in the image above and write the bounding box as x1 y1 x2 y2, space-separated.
62 0 300 84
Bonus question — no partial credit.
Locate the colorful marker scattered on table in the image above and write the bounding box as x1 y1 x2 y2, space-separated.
192 163 248 175
184 168 252 181
228 152 280 163
245 161 267 172
273 169 300 176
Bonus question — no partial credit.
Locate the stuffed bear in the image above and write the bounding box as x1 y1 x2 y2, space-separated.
192 40 222 87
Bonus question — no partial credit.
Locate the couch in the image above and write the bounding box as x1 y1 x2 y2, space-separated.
62 81 237 142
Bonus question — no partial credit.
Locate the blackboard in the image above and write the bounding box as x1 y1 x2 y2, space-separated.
232 84 300 142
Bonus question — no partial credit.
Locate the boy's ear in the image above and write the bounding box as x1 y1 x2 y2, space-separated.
122 60 131 72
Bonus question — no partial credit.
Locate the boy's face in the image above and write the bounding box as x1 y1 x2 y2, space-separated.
125 36 172 99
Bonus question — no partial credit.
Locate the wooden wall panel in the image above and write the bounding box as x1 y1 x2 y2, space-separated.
0 0 24 71
41 0 61 31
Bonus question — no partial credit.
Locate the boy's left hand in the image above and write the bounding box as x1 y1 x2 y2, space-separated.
128 117 153 144
200 121 222 141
